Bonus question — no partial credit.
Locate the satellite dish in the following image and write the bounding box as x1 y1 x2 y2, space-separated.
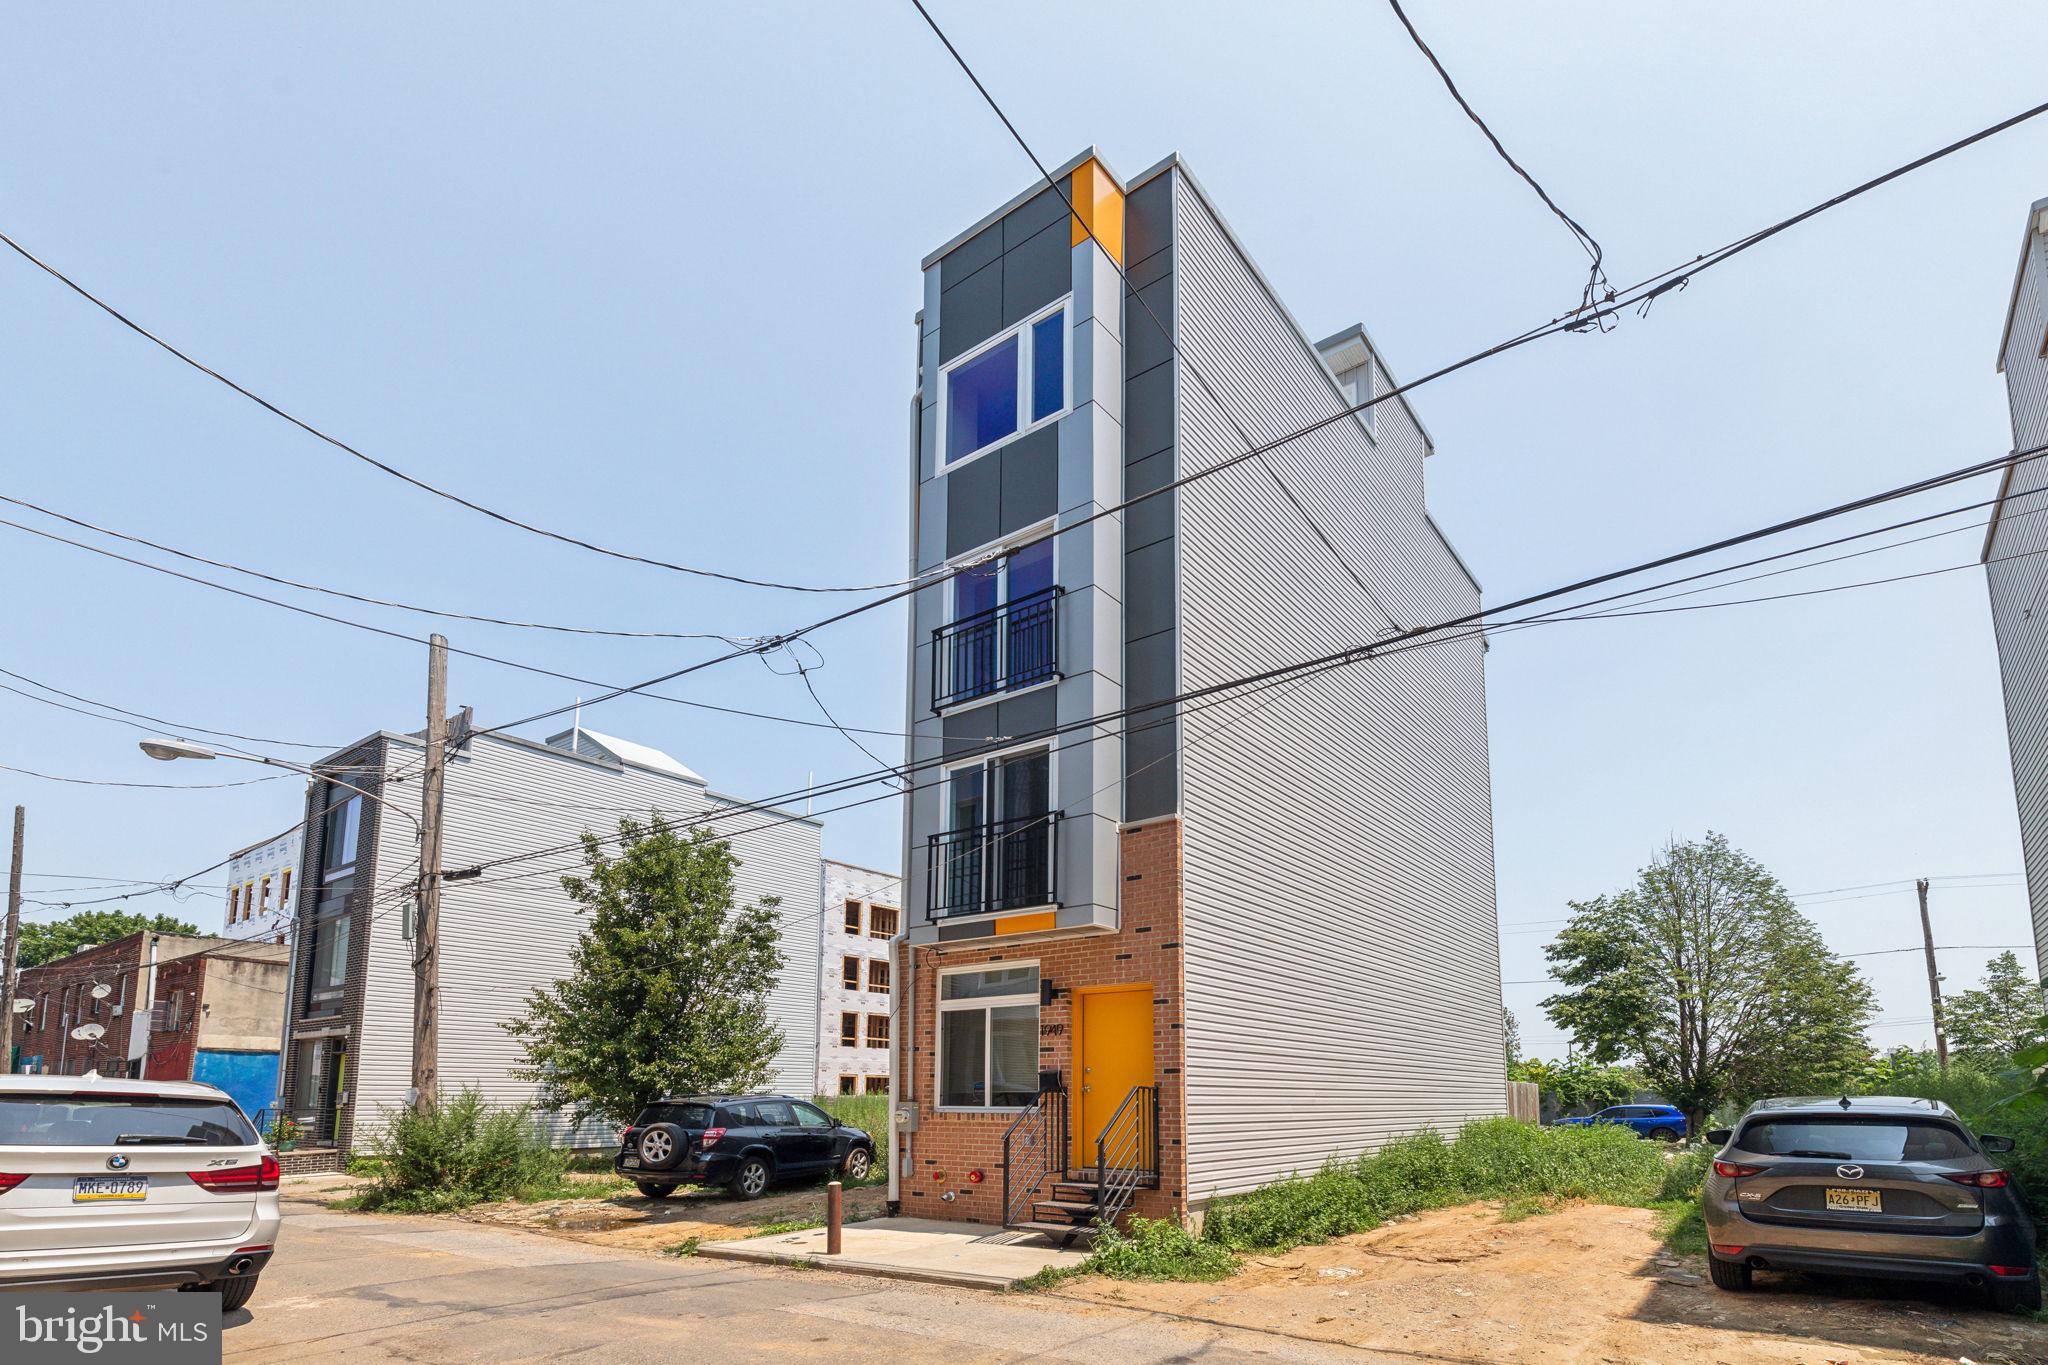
9 998 32 1014
71 1023 105 1042
89 983 112 1000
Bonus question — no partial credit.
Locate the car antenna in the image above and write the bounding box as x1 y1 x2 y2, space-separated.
1838 1095 1852 1110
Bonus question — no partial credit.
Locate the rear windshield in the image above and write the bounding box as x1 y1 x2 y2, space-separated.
1738 1116 1974 1162
638 1103 716 1129
0 1096 257 1147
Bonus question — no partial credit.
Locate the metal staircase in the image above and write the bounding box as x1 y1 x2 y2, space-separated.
1004 1084 1159 1247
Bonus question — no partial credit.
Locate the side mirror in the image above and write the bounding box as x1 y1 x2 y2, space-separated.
1981 1134 2017 1154
1705 1128 1733 1145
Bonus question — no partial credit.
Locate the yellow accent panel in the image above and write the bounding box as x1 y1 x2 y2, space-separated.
995 910 1057 936
1069 158 1125 265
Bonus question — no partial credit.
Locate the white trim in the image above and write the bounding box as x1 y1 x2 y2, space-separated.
936 297 1073 475
935 960 1042 1112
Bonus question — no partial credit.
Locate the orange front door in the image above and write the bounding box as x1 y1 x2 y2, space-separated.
1072 985 1154 1169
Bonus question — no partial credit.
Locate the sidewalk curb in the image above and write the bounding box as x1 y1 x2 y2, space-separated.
695 1242 1019 1291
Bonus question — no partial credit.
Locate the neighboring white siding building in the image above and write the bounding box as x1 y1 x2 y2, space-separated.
1986 195 2048 980
278 724 824 1160
816 861 901 1095
224 827 302 939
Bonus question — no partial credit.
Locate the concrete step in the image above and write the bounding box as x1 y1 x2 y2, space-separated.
1009 1221 1100 1245
1031 1199 1101 1218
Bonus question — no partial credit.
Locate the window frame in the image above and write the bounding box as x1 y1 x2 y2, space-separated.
934 961 1041 1112
863 1075 890 1095
838 1075 859 1096
839 1011 860 1047
937 519 1060 714
865 1013 890 1050
843 901 863 935
867 904 900 939
867 959 890 994
937 298 1072 475
841 956 862 991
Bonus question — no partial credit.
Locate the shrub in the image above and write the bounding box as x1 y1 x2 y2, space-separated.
1657 1146 1713 1203
344 1088 570 1213
1086 1215 1236 1282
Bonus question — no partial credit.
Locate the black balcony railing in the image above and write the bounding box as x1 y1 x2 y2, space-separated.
926 812 1061 919
931 586 1063 712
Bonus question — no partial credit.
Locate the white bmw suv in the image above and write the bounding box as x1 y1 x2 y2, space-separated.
0 1074 282 1310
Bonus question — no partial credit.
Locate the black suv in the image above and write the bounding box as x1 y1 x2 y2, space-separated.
615 1094 877 1200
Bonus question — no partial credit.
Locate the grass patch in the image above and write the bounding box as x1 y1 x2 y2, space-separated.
813 1093 891 1187
1648 1199 1707 1256
1042 1119 1694 1287
663 1237 702 1257
1498 1195 1555 1223
752 1218 823 1237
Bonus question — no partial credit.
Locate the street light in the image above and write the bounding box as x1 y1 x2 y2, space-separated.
138 739 419 834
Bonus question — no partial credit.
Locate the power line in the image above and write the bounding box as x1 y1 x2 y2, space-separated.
0 231 914 596
1384 0 1610 315
0 761 284 790
476 93 2048 742
0 492 767 644
0 513 915 741
0 666 337 753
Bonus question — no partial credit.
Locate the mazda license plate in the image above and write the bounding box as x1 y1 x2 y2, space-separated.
73 1176 147 1202
1825 1187 1881 1213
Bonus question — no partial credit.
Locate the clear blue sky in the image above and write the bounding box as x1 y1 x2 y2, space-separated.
5 3 2046 1058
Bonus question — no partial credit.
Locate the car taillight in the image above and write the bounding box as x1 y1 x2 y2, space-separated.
190 1154 280 1193
1989 1264 2032 1277
1944 1170 2010 1188
619 1127 636 1147
700 1127 726 1148
1713 1160 1766 1178
0 1174 25 1195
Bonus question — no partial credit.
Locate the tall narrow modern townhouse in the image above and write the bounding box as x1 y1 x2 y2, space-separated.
1984 195 2048 979
890 150 1503 1238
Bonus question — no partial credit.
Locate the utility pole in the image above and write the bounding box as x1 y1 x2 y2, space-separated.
1917 877 1950 1076
1 807 22 1072
411 635 448 1113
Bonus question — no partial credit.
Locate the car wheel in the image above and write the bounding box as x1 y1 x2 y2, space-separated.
1989 1275 2043 1313
1707 1255 1751 1292
730 1156 771 1200
636 1182 678 1200
636 1123 687 1171
209 1274 259 1312
843 1146 873 1182
1648 1126 1680 1143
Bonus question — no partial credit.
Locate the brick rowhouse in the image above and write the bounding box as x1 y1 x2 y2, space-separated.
894 818 1188 1226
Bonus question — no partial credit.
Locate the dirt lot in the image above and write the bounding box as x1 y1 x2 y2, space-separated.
457 1174 891 1252
1054 1201 2048 1364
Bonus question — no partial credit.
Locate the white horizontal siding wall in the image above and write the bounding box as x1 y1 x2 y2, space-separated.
1988 217 2048 979
1168 167 1503 1201
353 733 822 1146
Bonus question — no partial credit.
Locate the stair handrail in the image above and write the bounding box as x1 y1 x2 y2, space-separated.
1093 1083 1160 1233
1001 1086 1066 1227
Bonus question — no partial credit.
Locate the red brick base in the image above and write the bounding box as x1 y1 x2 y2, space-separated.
895 817 1188 1228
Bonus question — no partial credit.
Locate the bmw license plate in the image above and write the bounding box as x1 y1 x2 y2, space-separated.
1825 1187 1881 1213
73 1176 147 1202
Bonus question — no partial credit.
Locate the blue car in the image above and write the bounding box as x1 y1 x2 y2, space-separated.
1555 1104 1688 1141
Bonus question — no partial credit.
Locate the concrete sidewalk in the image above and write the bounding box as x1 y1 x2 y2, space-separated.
698 1217 1088 1289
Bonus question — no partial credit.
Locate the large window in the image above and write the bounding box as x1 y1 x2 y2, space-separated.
937 536 1058 709
942 303 1068 468
933 748 1055 916
321 790 362 883
938 964 1040 1109
868 904 900 938
865 1014 890 1050
304 879 351 1016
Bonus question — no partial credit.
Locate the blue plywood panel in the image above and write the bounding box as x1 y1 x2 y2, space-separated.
193 1050 280 1122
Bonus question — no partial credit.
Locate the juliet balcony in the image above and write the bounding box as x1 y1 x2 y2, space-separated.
925 813 1062 921
930 585 1063 712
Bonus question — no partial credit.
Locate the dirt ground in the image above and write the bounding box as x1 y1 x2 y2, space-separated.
458 1174 892 1252
1055 1201 2048 1365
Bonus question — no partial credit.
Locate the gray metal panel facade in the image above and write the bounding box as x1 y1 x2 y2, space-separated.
1987 213 2048 979
351 733 824 1145
1165 166 1503 1199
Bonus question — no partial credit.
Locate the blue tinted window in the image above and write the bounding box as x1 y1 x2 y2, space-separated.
1030 311 1064 421
946 337 1018 463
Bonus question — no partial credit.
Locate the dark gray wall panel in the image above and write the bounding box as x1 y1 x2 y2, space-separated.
1121 172 1179 819
938 260 1002 364
1124 707 1179 823
1125 626 1178 707
1125 279 1175 377
1124 537 1176 641
1125 446 1176 553
999 686 1057 742
1125 176 1173 269
945 456 1001 557
1003 219 1070 327
999 427 1058 533
939 222 1001 293
1004 188 1065 249
1124 362 1175 462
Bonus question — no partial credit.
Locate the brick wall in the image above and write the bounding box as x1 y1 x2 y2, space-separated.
15 936 146 1075
895 816 1188 1227
142 953 206 1082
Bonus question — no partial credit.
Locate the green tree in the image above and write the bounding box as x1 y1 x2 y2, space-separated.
1946 951 2044 1062
1542 833 1875 1131
504 814 784 1128
1508 1054 1640 1115
19 910 200 967
1503 1007 1520 1069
